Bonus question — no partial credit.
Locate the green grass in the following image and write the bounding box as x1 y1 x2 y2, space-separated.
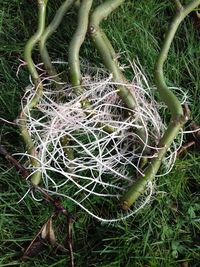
0 0 200 266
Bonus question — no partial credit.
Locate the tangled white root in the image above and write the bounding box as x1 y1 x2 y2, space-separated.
17 60 185 222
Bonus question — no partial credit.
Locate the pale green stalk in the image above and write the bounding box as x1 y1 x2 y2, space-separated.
121 0 200 209
89 0 137 110
89 0 150 151
68 0 93 95
68 0 114 133
20 0 48 185
39 0 75 78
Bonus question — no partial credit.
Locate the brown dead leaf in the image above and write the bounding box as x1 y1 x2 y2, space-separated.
41 216 56 245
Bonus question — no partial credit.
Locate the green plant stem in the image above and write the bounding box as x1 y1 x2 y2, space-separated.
89 0 137 110
121 117 186 209
20 0 48 185
24 0 47 83
67 0 126 134
39 0 75 78
68 0 93 95
121 0 200 209
40 0 80 161
67 0 98 159
68 0 114 133
174 0 183 11
89 0 150 152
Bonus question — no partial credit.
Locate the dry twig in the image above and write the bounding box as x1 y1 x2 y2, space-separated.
0 144 74 265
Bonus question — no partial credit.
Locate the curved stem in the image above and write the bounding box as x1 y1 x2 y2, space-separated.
121 0 200 209
89 0 150 154
68 0 93 95
89 0 137 110
24 0 47 83
89 0 124 29
68 0 114 133
121 116 187 209
154 0 200 117
39 0 75 77
20 0 48 185
174 0 183 11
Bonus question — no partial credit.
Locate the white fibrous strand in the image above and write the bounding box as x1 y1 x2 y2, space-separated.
17 61 185 222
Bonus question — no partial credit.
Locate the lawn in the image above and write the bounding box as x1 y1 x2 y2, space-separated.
0 0 200 266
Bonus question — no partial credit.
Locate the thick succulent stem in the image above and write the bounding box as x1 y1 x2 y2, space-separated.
89 0 137 110
121 116 187 209
20 0 48 185
65 0 96 158
89 0 150 153
68 0 114 133
121 0 200 209
68 0 93 95
39 0 75 78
